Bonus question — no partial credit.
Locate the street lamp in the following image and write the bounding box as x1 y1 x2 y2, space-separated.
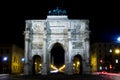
21 58 25 62
115 49 120 54
117 37 120 42
3 57 8 61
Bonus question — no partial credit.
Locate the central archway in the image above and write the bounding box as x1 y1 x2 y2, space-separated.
50 42 65 73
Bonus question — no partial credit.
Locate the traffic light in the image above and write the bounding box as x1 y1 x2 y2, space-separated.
109 64 112 69
100 59 103 63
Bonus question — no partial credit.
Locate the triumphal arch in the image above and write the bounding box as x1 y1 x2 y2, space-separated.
24 8 91 75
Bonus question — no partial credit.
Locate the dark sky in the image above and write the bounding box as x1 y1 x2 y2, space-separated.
0 0 120 49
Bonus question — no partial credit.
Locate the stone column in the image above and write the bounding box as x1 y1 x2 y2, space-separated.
41 38 48 75
65 51 69 74
83 38 91 74
85 38 90 63
46 48 50 75
65 30 73 75
24 30 32 75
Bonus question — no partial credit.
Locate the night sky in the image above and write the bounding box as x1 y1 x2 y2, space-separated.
0 0 120 49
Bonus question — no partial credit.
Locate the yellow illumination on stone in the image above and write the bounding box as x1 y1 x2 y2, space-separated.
91 53 97 72
51 64 58 70
58 65 65 71
73 63 75 66
77 61 80 65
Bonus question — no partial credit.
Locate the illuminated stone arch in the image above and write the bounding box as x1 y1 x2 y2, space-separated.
24 14 91 75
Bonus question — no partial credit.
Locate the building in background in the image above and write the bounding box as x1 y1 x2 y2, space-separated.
90 42 120 72
0 44 24 74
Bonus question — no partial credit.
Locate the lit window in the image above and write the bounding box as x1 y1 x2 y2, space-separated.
99 66 102 70
105 66 107 70
109 49 112 53
115 59 118 63
14 57 17 62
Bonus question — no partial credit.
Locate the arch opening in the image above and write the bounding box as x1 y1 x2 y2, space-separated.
32 55 42 74
50 42 65 73
73 54 83 74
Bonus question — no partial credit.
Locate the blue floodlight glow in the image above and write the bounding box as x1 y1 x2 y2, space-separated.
117 37 120 42
3 57 8 61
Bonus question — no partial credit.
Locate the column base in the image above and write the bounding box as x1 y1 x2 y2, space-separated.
24 63 32 75
41 63 49 75
83 62 91 74
65 63 73 75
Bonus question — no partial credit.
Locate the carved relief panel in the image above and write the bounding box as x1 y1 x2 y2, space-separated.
72 42 83 49
71 21 81 39
32 21 45 33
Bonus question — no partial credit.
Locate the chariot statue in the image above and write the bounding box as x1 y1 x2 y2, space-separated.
48 7 67 15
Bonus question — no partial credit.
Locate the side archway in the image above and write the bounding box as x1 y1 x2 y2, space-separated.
32 55 42 75
73 54 83 74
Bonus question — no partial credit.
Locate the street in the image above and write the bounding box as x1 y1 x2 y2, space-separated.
93 72 120 80
0 73 120 80
0 74 9 80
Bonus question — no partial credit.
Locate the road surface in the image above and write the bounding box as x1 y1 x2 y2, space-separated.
0 73 120 80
